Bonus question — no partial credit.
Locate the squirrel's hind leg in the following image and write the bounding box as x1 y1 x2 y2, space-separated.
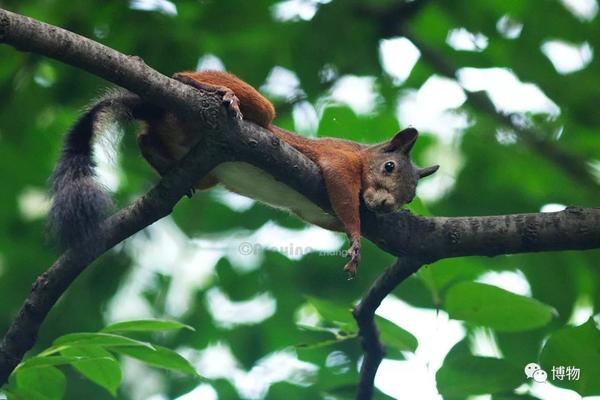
138 130 175 175
138 129 218 197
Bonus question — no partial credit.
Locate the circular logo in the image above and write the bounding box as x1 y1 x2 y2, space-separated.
238 241 255 255
524 363 540 378
533 369 548 383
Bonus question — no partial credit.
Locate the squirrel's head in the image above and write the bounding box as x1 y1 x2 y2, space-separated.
361 128 438 214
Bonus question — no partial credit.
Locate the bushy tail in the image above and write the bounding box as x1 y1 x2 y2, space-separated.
48 90 153 248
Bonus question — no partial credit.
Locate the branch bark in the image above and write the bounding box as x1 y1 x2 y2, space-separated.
353 257 424 400
0 8 599 397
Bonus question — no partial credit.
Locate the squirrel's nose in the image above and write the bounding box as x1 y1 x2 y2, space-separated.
363 190 396 213
369 198 395 214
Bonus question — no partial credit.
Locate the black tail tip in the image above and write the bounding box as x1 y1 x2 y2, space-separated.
47 178 113 249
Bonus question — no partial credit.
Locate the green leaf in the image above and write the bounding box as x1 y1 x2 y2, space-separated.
294 338 351 350
306 296 356 330
112 345 197 375
445 282 554 331
296 323 342 335
15 366 65 400
375 316 418 353
492 394 541 400
61 346 121 397
101 319 194 333
293 323 357 349
53 332 154 349
540 318 600 396
418 258 487 302
304 298 418 354
4 387 56 400
18 355 93 369
436 341 523 397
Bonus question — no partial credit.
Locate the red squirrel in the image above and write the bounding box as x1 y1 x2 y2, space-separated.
49 70 438 276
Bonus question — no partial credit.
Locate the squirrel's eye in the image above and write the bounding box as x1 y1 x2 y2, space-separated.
384 161 395 173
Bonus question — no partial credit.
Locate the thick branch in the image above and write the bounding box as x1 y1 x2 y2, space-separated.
2 8 598 259
0 7 599 389
353 257 424 400
363 206 600 261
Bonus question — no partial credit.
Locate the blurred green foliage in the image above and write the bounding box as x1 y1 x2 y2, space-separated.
0 0 598 399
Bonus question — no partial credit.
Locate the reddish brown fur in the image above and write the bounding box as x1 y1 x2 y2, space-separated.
137 71 434 276
177 71 276 128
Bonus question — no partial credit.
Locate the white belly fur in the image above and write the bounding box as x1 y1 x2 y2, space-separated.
212 162 340 230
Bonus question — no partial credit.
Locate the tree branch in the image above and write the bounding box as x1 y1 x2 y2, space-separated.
0 105 229 385
0 8 599 394
353 257 424 400
363 206 600 261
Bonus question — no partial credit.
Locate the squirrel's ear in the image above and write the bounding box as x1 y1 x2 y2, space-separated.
384 127 418 153
418 165 439 179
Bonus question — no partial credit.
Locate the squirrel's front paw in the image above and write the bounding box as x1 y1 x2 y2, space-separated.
221 90 243 121
343 237 361 279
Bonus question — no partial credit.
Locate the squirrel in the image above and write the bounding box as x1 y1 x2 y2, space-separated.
48 70 438 276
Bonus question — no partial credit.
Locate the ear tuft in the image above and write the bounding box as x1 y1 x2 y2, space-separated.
384 127 418 153
418 165 439 179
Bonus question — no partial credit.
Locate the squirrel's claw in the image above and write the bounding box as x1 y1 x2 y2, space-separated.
343 237 361 279
344 261 357 280
172 73 243 121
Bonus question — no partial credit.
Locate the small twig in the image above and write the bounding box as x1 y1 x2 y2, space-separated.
353 257 425 400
